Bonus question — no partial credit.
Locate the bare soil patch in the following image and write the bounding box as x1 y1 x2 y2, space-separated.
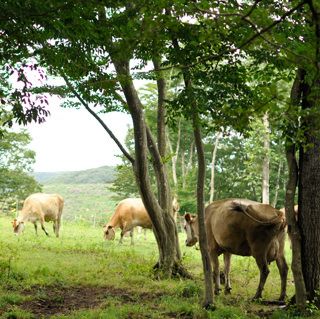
21 285 162 318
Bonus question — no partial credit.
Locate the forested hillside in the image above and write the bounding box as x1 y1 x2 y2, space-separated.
33 166 115 184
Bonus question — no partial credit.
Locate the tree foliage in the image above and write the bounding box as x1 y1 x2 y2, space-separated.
0 129 41 210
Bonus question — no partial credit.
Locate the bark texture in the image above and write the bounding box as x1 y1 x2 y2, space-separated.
285 69 307 309
299 1 320 301
299 69 320 303
193 112 214 309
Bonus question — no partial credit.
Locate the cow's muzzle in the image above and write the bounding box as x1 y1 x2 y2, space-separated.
185 238 198 247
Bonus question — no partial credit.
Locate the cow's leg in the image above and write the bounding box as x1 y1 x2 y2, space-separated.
253 255 270 300
276 255 288 301
33 222 38 235
129 229 134 245
40 219 49 236
54 218 61 238
223 253 232 294
210 250 221 295
119 229 124 244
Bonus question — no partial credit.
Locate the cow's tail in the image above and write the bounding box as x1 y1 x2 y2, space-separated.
231 201 286 227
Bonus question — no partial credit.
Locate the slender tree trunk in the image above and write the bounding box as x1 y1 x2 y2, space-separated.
286 144 307 309
167 120 181 188
272 161 282 208
182 141 194 189
209 133 221 203
262 113 270 204
193 111 214 309
153 57 181 261
285 68 307 309
181 152 186 189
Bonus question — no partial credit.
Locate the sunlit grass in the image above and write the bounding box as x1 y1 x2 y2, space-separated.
0 214 317 319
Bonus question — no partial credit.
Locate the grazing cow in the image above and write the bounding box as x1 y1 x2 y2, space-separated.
12 193 64 238
103 198 153 245
103 197 180 245
184 198 288 301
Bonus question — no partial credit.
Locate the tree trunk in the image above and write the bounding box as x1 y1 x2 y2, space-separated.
299 66 320 303
286 145 307 309
272 161 282 208
112 58 187 278
193 111 215 309
209 133 221 203
262 113 270 204
299 121 320 303
182 141 194 189
181 151 186 189
167 120 181 188
285 68 307 309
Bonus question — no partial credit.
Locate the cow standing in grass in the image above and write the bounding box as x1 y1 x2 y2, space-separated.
104 197 180 245
12 193 64 237
184 198 288 301
103 198 152 245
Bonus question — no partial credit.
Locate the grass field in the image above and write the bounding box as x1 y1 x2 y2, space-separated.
1 211 318 319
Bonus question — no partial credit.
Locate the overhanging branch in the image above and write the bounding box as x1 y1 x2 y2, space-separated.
62 74 135 164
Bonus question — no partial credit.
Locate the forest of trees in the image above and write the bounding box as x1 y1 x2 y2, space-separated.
1 0 320 311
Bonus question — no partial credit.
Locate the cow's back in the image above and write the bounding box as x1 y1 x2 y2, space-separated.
117 198 152 228
206 198 284 258
23 193 63 222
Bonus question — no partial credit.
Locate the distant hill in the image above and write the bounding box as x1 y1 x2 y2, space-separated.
33 166 116 184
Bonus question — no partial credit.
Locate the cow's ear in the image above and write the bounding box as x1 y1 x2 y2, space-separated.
185 213 192 222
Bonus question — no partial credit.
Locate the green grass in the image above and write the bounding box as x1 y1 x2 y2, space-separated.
0 213 318 319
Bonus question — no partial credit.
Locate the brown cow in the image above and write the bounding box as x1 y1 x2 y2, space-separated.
103 197 180 244
12 193 64 237
103 198 153 245
184 198 288 301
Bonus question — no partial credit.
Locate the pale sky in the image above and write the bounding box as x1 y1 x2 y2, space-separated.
26 96 132 172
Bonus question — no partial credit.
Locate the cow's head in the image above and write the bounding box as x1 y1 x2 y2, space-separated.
103 224 115 240
12 219 25 235
184 213 198 246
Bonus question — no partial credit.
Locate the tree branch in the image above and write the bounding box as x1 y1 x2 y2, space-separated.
62 74 135 164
